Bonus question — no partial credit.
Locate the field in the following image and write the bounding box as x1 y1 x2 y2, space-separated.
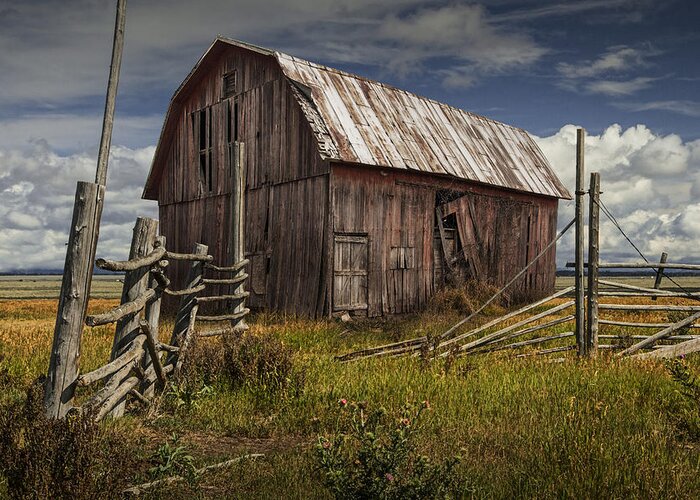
2 278 700 498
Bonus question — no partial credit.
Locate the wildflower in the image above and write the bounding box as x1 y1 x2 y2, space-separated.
339 398 347 407
680 354 686 360
400 418 411 427
423 399 431 410
385 472 395 482
322 440 331 449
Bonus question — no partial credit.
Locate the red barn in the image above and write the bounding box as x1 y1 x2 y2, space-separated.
143 37 571 317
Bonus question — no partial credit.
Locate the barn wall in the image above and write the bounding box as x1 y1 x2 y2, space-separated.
330 164 558 316
156 46 330 314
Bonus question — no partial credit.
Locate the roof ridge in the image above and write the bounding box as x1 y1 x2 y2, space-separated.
272 52 529 136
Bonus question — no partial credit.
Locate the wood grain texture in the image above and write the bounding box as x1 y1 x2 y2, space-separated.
44 182 105 418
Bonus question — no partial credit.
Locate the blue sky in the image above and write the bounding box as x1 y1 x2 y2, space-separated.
0 0 699 270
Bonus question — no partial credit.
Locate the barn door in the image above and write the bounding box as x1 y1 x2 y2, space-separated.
333 234 368 312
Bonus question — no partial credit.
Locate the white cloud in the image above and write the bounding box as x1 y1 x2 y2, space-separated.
0 141 157 271
617 100 700 118
585 76 658 96
379 4 547 76
556 45 661 97
535 124 700 265
557 45 652 79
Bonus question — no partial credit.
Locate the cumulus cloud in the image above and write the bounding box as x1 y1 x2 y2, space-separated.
0 142 157 271
535 124 700 265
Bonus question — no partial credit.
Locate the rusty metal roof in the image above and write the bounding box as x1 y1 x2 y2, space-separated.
275 51 570 199
143 38 570 200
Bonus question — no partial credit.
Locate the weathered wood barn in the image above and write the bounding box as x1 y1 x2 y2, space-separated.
143 37 571 318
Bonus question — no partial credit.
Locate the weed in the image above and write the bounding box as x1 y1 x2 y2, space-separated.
0 381 138 500
315 400 465 499
222 331 294 391
166 382 216 411
149 433 198 485
664 358 700 439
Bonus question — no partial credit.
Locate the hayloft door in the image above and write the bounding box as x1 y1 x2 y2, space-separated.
333 234 369 312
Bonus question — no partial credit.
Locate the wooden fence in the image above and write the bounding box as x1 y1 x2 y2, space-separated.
44 215 249 421
336 129 700 363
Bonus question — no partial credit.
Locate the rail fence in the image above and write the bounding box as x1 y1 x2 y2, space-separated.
337 129 700 363
44 215 249 421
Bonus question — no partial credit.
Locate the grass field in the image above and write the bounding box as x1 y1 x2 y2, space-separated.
2 279 700 498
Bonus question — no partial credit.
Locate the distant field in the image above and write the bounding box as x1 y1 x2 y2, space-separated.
2 274 700 300
0 275 123 299
555 275 700 292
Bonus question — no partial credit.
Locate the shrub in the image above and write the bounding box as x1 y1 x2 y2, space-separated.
665 358 700 438
222 331 294 391
0 380 138 499
428 279 501 316
315 400 465 499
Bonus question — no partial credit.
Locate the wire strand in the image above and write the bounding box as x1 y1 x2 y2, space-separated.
595 196 698 299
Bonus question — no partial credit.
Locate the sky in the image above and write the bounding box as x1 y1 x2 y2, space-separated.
0 0 699 271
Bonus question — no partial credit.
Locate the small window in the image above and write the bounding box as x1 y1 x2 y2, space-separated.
223 70 237 98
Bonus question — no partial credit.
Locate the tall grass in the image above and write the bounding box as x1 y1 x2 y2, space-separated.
1 297 700 497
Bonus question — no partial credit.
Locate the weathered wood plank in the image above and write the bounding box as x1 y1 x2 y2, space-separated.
44 181 105 418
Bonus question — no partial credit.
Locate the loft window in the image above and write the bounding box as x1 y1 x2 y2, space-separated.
191 106 214 193
223 70 237 98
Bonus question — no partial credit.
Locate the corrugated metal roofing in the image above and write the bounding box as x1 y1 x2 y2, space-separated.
144 37 571 200
274 51 570 199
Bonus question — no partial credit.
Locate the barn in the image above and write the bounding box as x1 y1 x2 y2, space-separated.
142 37 571 318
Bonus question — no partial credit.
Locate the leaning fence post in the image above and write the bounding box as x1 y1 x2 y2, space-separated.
167 243 208 370
44 182 105 418
575 128 586 356
108 217 158 417
651 252 668 301
586 172 600 356
230 142 248 330
142 234 165 397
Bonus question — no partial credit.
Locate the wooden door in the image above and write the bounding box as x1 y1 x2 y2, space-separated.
333 234 369 312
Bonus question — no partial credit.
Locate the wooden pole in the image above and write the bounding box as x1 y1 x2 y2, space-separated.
586 172 600 356
230 142 248 329
44 182 105 418
651 252 668 301
167 243 208 367
575 128 586 356
95 0 127 186
109 217 158 417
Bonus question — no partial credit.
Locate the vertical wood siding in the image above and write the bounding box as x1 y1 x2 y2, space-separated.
331 164 558 316
157 46 330 315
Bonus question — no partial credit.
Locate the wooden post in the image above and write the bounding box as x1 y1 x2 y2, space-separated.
586 172 600 356
95 0 127 186
230 142 248 329
651 252 668 301
44 182 105 418
142 235 164 397
109 217 157 417
575 128 586 356
167 243 208 367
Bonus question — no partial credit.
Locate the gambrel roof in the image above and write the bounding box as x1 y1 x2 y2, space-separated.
143 37 571 200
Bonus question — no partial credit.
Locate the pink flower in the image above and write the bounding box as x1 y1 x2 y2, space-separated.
322 440 331 449
385 473 394 482
401 418 411 427
339 398 348 407
423 400 431 410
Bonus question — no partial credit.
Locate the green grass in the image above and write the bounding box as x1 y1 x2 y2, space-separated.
2 291 700 498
